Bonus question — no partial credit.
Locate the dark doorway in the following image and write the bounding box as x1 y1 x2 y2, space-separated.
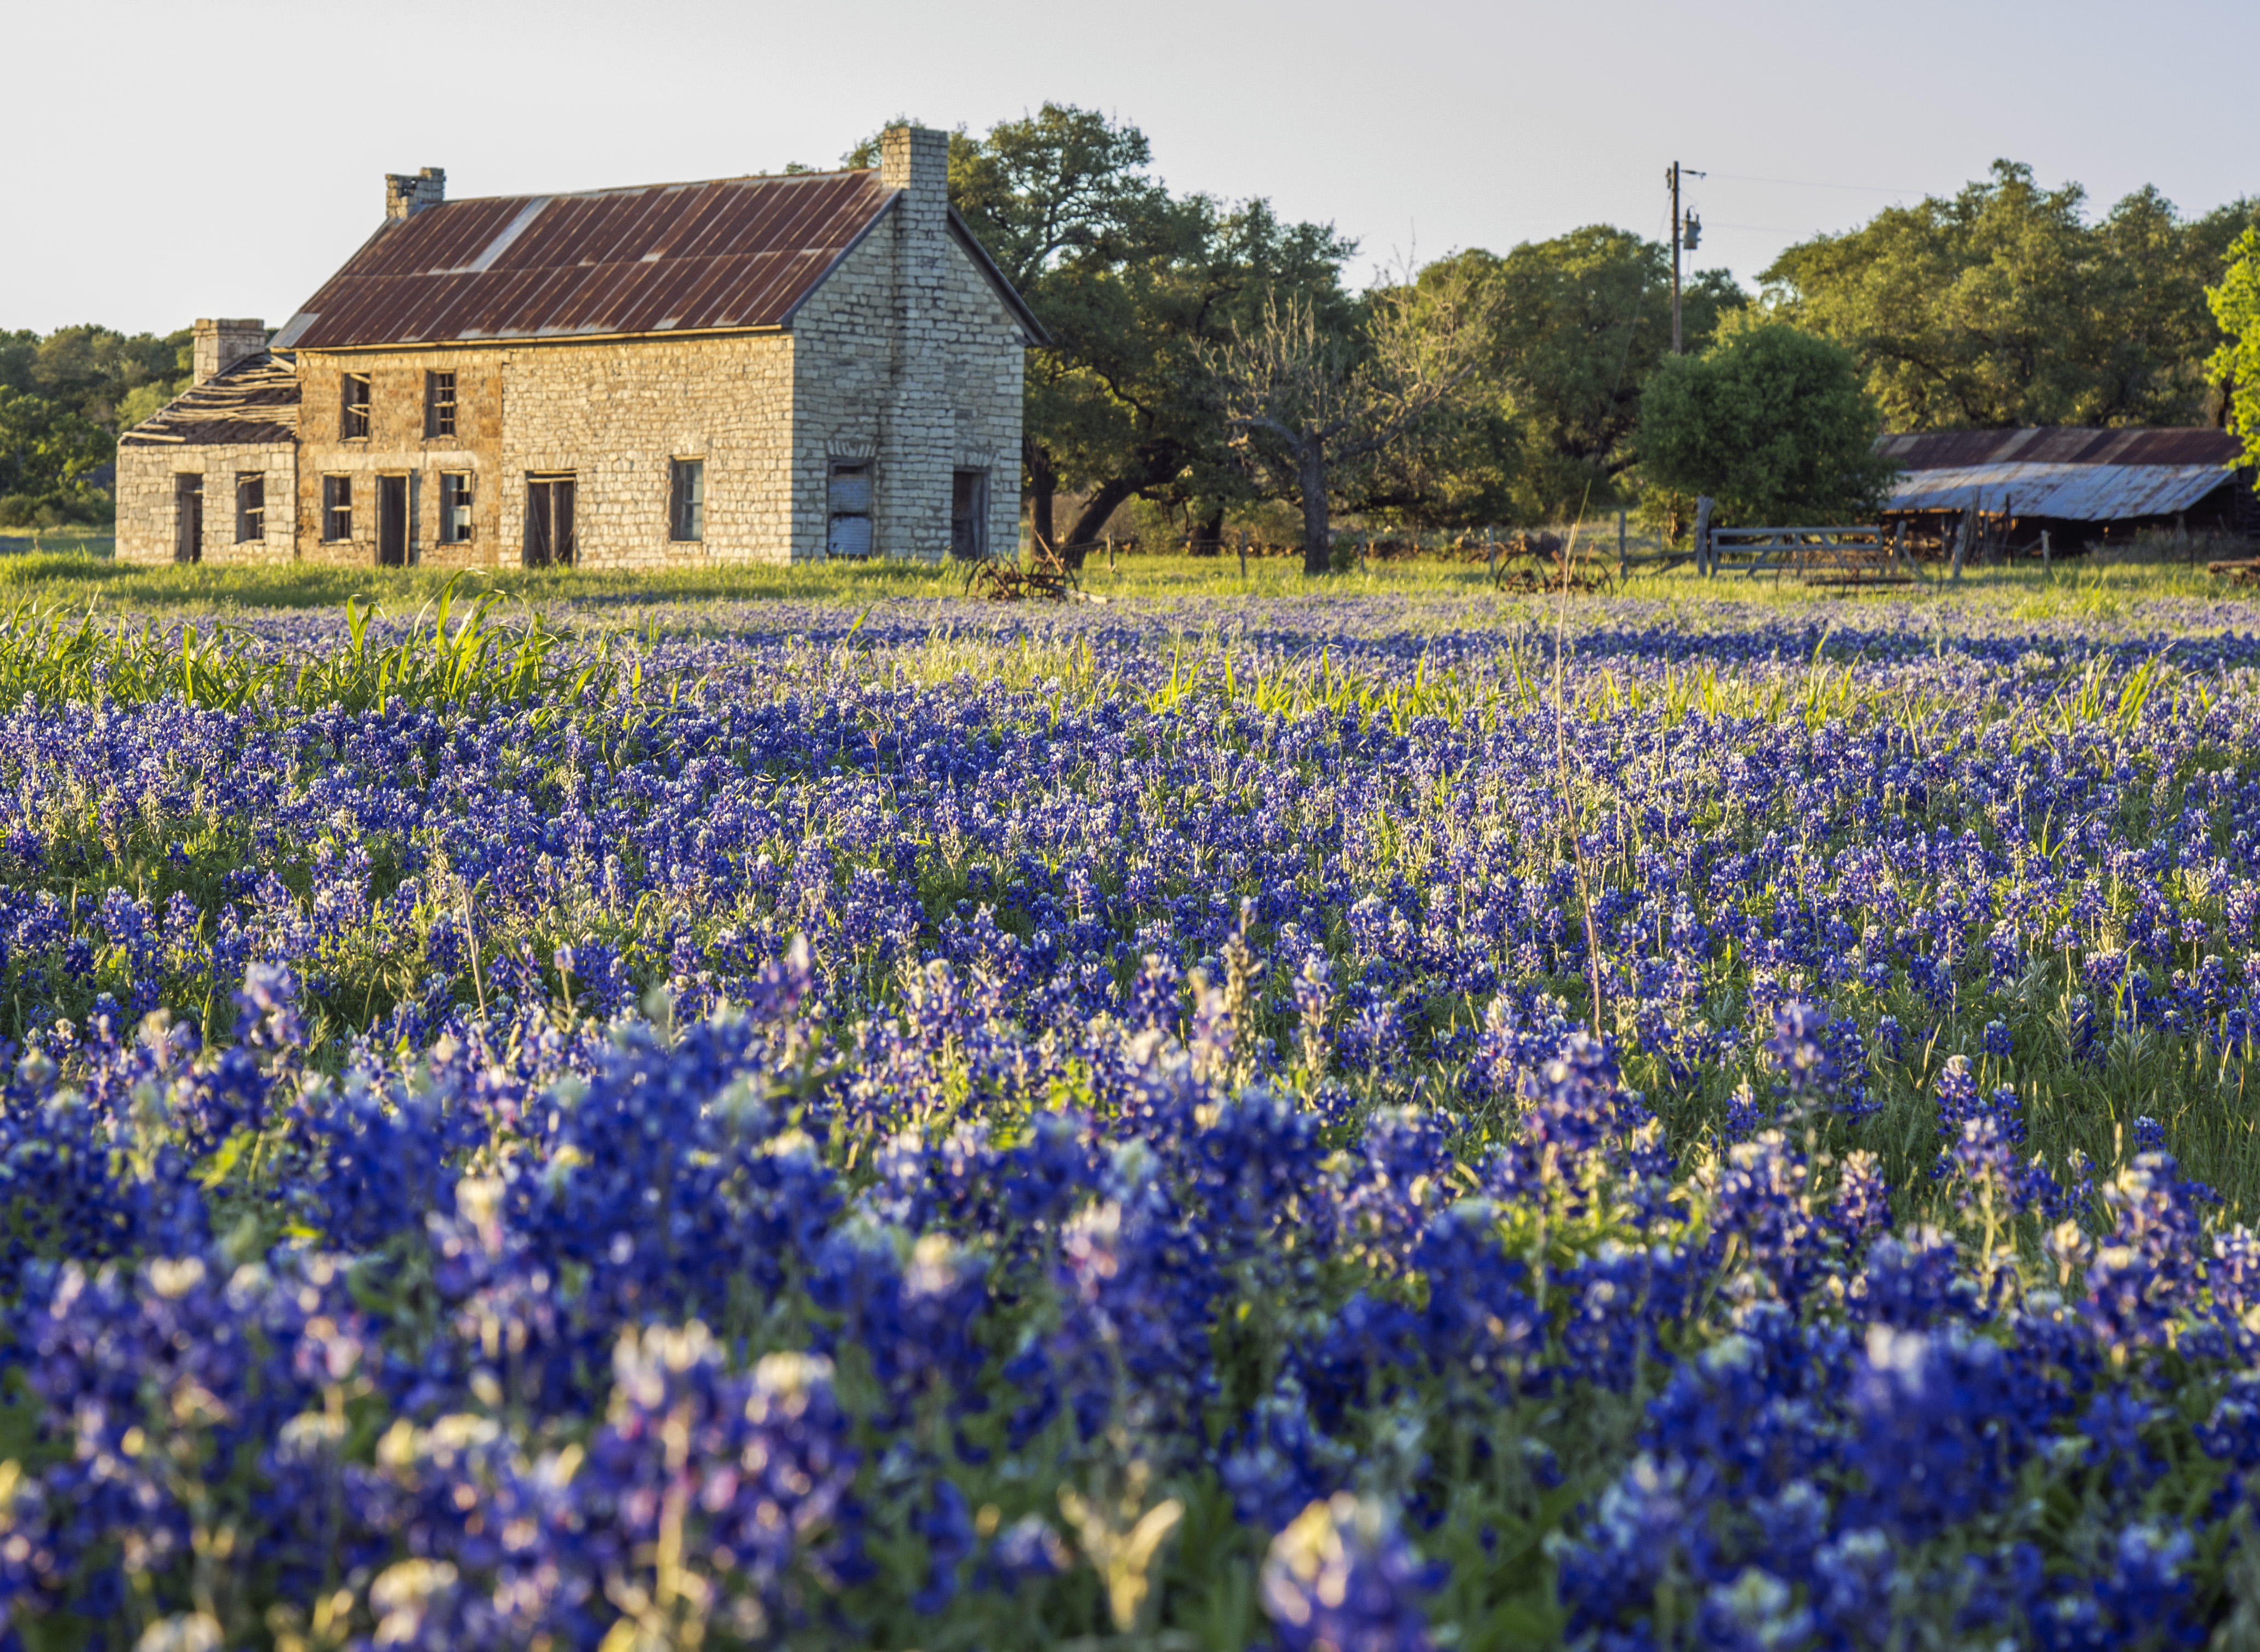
173 474 203 563
950 468 988 560
526 475 576 568
377 475 409 567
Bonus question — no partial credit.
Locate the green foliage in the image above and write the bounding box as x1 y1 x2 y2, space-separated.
1764 160 2259 430
1448 231 1745 523
1636 318 1899 526
0 577 610 715
0 322 190 433
0 388 113 527
2208 226 2260 470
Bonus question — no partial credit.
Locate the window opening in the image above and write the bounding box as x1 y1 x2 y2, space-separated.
525 474 576 568
322 475 353 542
439 472 474 543
341 373 371 439
668 458 705 542
174 474 203 564
425 371 457 438
235 473 264 542
950 468 989 561
827 460 872 559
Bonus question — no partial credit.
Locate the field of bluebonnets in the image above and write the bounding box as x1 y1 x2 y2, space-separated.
1 562 2258 1651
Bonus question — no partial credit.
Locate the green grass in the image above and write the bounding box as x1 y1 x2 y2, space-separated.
0 539 2247 622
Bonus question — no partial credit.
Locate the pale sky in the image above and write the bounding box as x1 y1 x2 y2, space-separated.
11 0 2256 337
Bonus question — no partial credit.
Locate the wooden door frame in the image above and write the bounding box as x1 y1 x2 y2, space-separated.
376 473 411 567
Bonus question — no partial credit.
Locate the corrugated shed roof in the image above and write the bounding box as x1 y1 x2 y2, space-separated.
1887 460 2235 520
117 352 298 448
1880 426 2244 470
271 170 897 350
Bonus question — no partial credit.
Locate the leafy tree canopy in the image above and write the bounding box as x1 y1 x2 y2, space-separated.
2209 227 2260 470
1636 316 1898 526
0 323 189 433
0 387 113 527
1450 229 1743 522
1763 161 2259 431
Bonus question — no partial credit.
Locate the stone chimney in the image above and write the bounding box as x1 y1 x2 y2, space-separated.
878 126 948 224
192 318 268 385
875 126 954 558
384 166 447 221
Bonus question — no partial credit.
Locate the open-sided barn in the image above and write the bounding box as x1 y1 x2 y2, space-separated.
1878 426 2257 549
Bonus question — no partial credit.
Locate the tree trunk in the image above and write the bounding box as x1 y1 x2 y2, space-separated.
1194 503 1225 555
1064 476 1141 552
1025 436 1058 555
1299 435 1330 576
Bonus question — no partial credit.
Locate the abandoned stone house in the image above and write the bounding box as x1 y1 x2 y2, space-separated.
116 126 1044 569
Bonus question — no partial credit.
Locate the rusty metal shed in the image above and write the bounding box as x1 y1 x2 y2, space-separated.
1878 426 2252 533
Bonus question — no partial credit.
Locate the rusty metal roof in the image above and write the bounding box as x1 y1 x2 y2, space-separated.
1887 460 2236 521
270 170 899 350
118 352 298 448
1879 426 2244 470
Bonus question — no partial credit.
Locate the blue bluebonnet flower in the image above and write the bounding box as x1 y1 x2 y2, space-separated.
1259 1494 1438 1652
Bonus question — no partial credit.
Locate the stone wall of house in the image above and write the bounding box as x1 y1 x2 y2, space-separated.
115 441 295 565
292 351 506 569
291 335 795 569
788 128 1028 562
496 333 795 568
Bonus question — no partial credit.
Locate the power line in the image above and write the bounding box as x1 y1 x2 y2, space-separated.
1705 171 1922 196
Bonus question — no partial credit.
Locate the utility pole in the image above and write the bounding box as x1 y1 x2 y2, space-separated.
1669 162 1681 356
1667 162 1704 356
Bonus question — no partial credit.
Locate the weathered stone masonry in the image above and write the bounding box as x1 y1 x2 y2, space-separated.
116 128 1041 569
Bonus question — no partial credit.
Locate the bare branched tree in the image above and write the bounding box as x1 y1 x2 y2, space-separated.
1204 263 1496 574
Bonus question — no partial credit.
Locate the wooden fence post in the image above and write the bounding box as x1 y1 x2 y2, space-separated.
2041 528 2051 576
1238 529 1248 579
1694 496 1713 577
1485 526 1496 581
1618 509 1627 581
1893 520 1906 576
1950 508 1972 582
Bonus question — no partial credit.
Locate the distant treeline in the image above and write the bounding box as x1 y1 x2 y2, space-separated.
0 326 189 527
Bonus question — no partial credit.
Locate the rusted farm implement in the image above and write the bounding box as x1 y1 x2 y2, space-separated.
961 540 1080 603
1487 530 1615 594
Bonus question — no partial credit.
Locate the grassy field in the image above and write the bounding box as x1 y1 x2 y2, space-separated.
0 539 2245 624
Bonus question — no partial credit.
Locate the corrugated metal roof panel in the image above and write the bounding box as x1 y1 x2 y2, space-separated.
1880 426 2244 470
279 170 897 348
1886 460 2235 520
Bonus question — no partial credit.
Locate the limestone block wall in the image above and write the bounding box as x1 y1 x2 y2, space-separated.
293 351 506 569
115 441 296 566
496 333 795 569
789 148 1027 562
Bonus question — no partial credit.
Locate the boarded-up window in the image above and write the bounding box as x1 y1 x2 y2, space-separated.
669 458 705 542
235 473 264 542
341 373 371 439
950 469 988 560
322 475 353 542
828 460 872 559
425 371 457 438
439 472 474 543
